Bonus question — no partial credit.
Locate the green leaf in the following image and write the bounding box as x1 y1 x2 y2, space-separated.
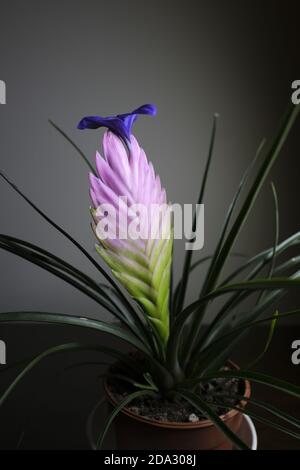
192 275 300 373
246 397 300 433
193 308 300 377
239 410 300 441
0 342 138 408
198 182 280 352
197 370 300 399
214 277 300 296
191 283 300 376
201 137 265 299
0 171 132 311
254 182 279 310
0 311 172 387
168 274 300 371
0 234 155 350
99 283 158 352
96 390 157 449
209 308 300 350
64 361 110 372
177 390 249 450
181 139 265 362
48 119 96 174
0 235 116 307
175 114 218 315
203 103 299 294
266 183 280 279
0 235 100 292
0 238 126 321
191 253 247 277
173 252 247 313
222 230 300 286
212 392 300 430
202 263 300 354
0 311 150 354
185 103 300 362
87 396 106 449
0 235 157 352
246 310 279 369
209 400 300 441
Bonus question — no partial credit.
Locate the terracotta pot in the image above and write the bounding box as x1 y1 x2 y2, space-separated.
104 362 251 450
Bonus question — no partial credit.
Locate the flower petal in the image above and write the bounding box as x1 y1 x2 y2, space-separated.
77 104 157 142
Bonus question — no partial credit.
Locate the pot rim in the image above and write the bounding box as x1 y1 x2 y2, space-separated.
104 360 251 430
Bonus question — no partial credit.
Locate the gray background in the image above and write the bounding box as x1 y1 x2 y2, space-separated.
1 0 299 320
0 0 300 450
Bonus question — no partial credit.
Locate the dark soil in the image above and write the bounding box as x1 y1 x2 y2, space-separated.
107 368 244 424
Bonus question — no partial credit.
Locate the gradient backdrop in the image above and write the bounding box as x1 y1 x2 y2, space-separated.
0 0 299 449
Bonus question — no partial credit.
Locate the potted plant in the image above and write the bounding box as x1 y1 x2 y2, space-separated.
1 102 300 450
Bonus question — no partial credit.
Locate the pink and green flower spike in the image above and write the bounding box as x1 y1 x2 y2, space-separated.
87 127 173 345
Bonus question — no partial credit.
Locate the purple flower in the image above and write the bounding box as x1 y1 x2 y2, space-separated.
77 104 157 142
89 129 172 343
90 130 168 246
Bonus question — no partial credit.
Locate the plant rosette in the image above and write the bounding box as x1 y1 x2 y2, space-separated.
102 358 251 450
0 102 300 451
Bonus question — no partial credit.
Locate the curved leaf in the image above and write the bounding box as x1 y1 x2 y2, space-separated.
48 119 96 174
201 137 265 298
0 171 132 312
211 392 300 430
0 238 126 321
199 182 280 350
177 389 249 450
183 139 265 364
96 389 157 449
246 310 279 369
185 104 300 363
209 400 300 441
0 342 139 408
176 114 218 314
0 234 153 345
173 252 247 313
196 370 300 399
222 230 300 286
0 311 150 354
202 103 300 295
168 275 300 370
87 396 106 450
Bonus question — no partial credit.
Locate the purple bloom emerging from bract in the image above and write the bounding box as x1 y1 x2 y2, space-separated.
77 104 157 142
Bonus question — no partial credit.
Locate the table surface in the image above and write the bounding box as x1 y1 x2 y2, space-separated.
0 324 299 450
